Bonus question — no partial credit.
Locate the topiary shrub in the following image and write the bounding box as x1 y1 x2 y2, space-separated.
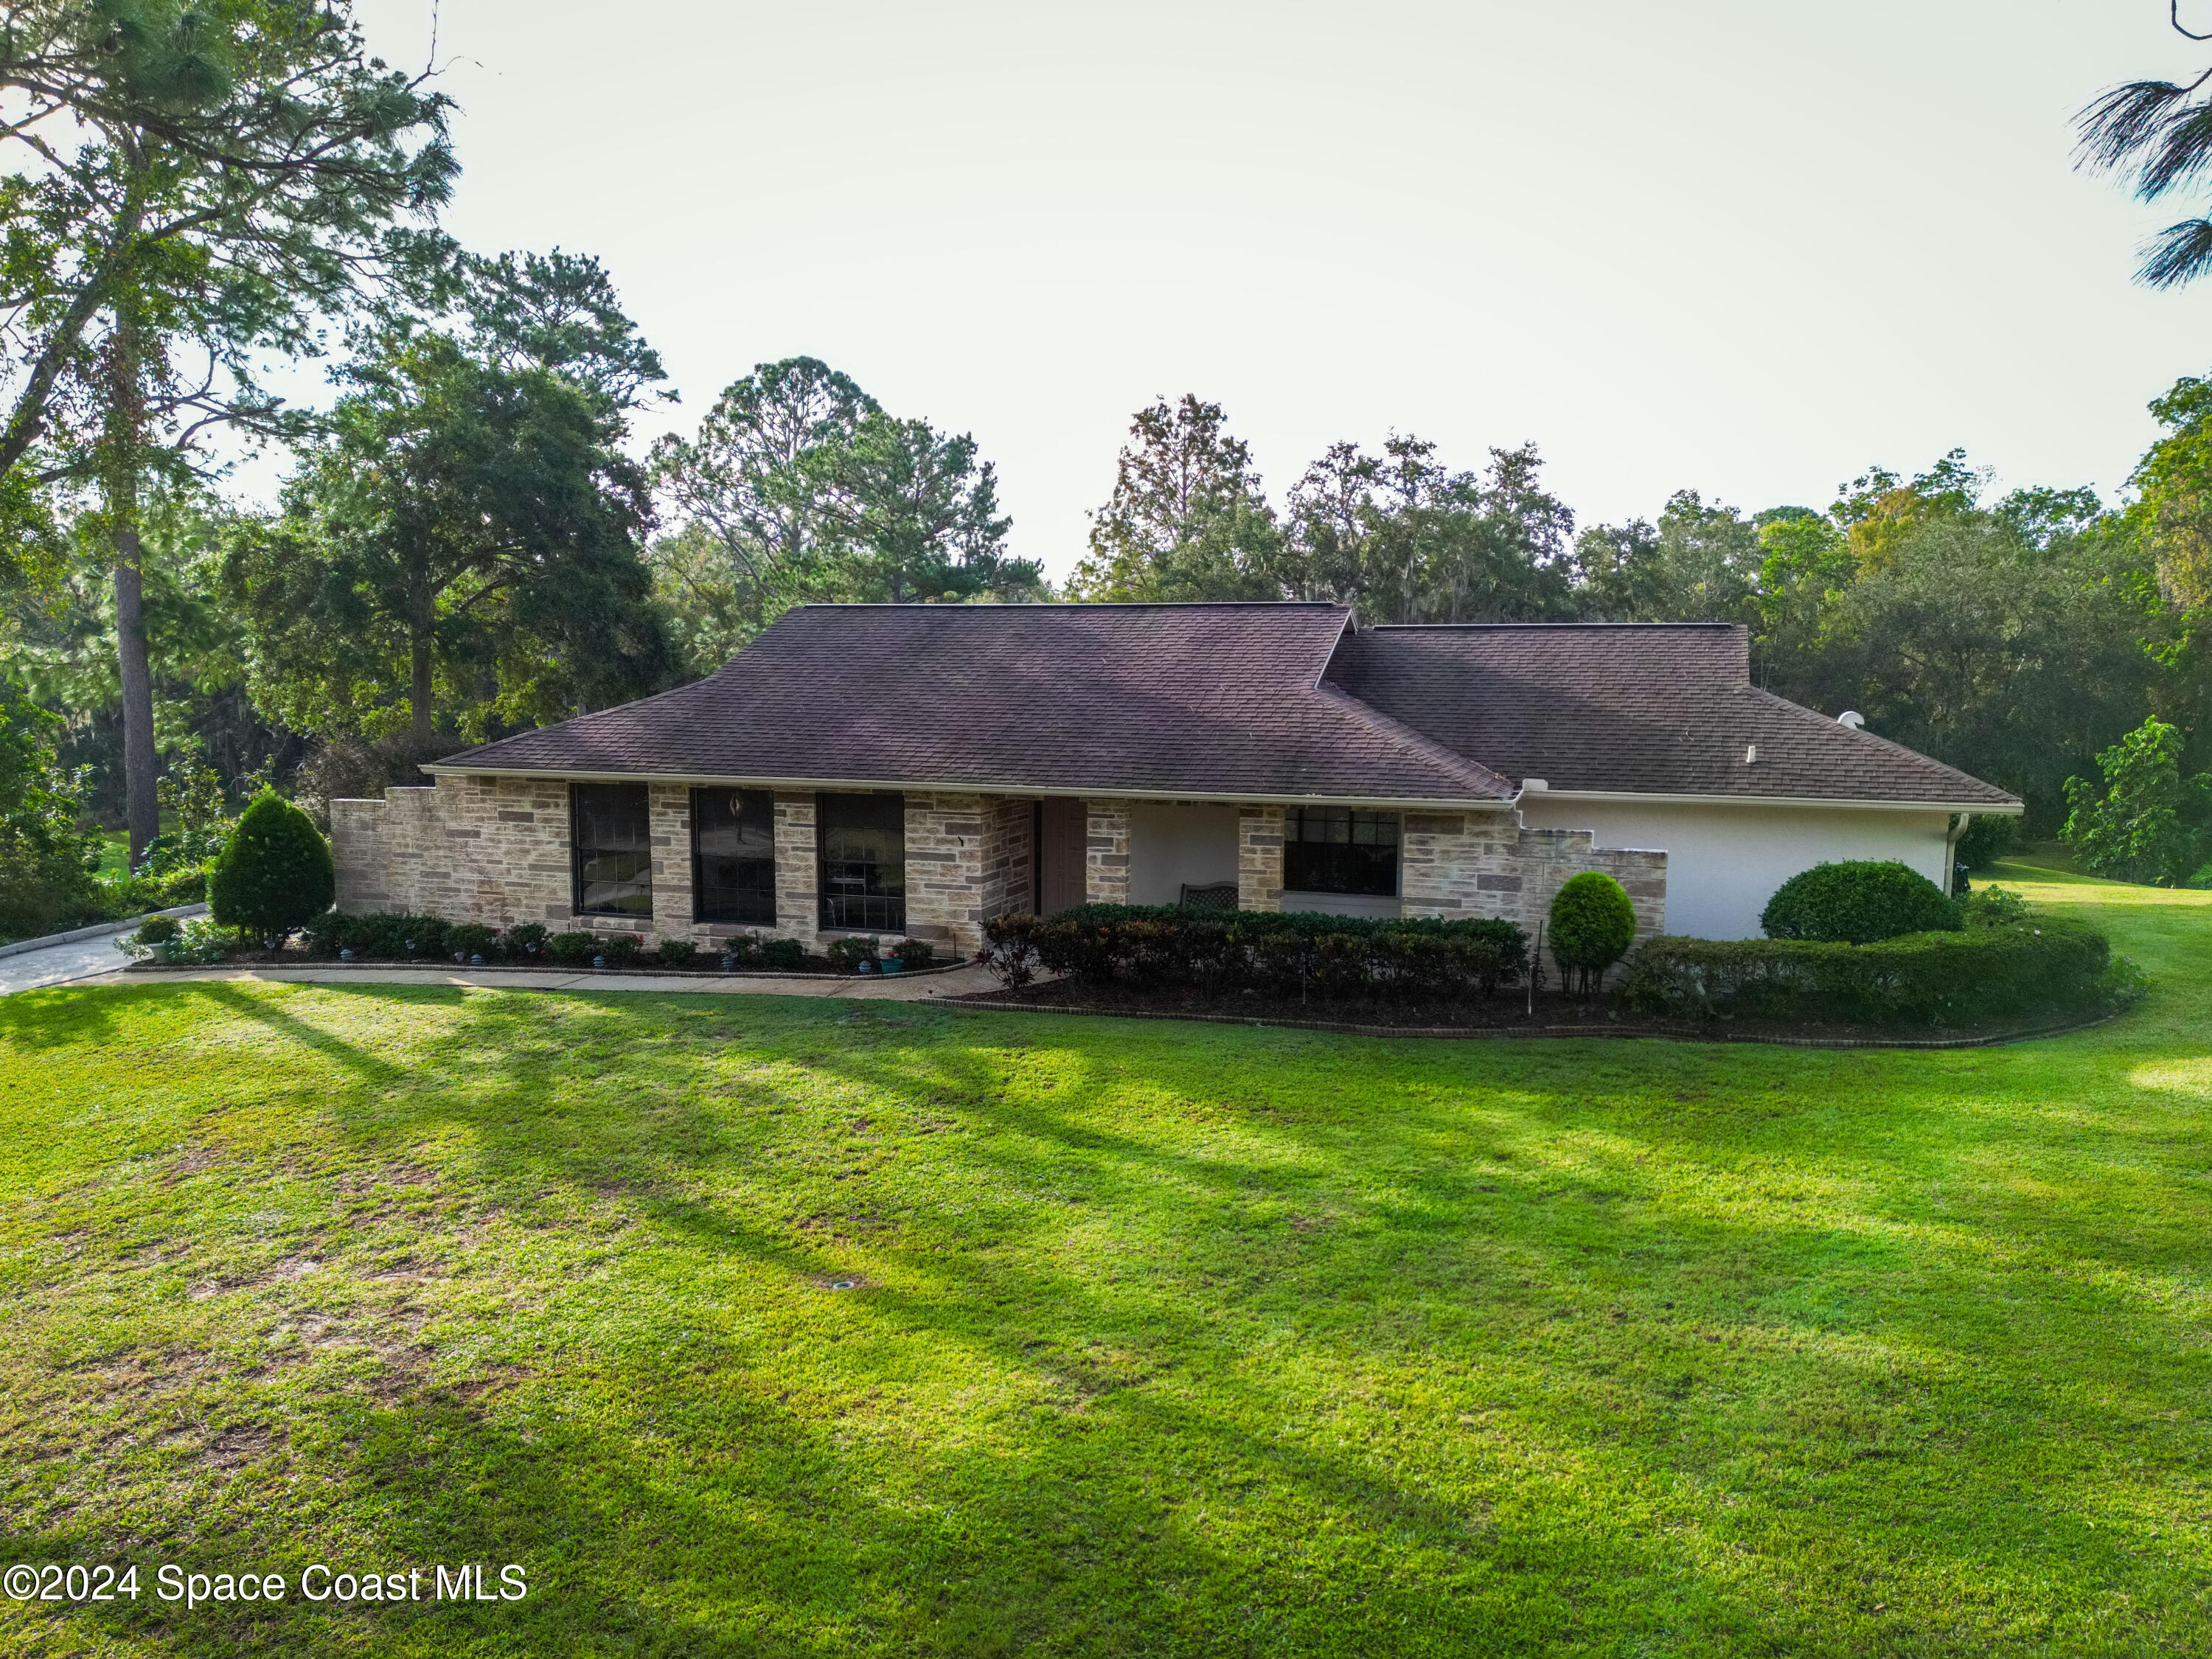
760 937 805 971
501 921 549 959
657 938 698 969
1760 860 1961 944
1548 872 1638 997
207 792 335 952
134 913 181 945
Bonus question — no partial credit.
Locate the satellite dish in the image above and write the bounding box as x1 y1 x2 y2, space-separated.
1837 710 1865 730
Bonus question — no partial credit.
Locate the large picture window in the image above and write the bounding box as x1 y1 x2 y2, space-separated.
1284 807 1399 897
692 787 776 925
571 782 653 917
818 792 905 932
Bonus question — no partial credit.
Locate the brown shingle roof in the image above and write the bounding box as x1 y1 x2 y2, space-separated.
434 603 1516 804
1323 622 2020 808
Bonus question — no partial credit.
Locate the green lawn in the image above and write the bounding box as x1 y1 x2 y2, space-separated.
2 866 2209 1657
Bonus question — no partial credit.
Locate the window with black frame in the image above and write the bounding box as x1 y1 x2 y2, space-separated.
571 782 653 917
1284 807 1399 896
691 787 776 925
817 792 905 932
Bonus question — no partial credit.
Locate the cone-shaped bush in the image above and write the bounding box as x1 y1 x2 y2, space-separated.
209 792 335 950
1549 871 1638 997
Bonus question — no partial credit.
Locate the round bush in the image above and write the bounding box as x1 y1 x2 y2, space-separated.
134 913 181 945
207 793 335 950
1761 860 1961 944
1549 872 1638 995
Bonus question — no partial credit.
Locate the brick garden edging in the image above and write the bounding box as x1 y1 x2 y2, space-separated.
947 998 2129 1050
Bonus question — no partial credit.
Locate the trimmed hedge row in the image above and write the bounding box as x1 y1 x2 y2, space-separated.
299 912 812 970
1621 916 2125 1026
983 905 1529 1001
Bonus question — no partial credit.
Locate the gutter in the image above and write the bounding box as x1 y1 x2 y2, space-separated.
1512 784 2024 815
415 765 1519 814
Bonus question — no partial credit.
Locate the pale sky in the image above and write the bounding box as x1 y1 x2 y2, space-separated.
342 0 2209 578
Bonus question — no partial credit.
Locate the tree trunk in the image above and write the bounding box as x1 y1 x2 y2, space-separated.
409 619 434 753
106 301 158 867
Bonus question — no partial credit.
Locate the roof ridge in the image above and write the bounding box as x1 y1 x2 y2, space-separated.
1368 621 1745 632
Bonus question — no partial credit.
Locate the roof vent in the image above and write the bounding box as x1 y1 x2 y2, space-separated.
1522 776 1548 792
1745 744 1759 765
1837 710 1865 730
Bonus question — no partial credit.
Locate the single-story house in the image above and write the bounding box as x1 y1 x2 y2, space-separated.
331 602 2020 957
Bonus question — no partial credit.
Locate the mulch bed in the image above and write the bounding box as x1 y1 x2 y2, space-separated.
950 978 2127 1049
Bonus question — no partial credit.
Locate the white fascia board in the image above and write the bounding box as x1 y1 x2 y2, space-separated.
1520 787 2025 815
420 765 1517 814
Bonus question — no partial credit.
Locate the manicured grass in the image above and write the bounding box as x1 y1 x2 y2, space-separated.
1 869 2208 1657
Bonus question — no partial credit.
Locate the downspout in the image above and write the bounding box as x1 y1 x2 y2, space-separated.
1946 813 1971 893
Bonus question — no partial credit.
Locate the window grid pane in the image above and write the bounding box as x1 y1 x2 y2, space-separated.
692 787 776 925
1283 807 1400 896
817 793 905 933
571 782 653 917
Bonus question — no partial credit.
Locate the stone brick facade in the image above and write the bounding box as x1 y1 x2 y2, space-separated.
1400 809 1667 952
1237 805 1286 913
978 795 1034 925
1084 799 1130 905
771 792 819 953
333 775 572 929
330 779 1669 970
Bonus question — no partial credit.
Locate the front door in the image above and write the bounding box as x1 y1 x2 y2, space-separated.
1037 798 1088 915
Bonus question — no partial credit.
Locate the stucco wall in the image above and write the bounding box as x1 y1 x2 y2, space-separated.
1127 802 1240 905
1514 796 1954 940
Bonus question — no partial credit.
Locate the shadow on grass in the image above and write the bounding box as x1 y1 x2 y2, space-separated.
10 900 2212 1655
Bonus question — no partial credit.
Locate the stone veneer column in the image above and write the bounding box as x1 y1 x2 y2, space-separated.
977 796 1034 922
1237 805 1284 912
644 783 695 947
773 792 820 952
902 790 989 954
1085 799 1130 905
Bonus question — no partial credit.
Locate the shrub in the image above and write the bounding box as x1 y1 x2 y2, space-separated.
1009 905 1527 1003
657 939 699 969
207 792 335 951
1622 917 2120 1027
134 913 181 945
1760 860 1961 945
890 937 936 967
1961 886 2031 928
547 930 597 967
712 934 761 969
502 922 550 959
979 915 1041 989
759 937 805 970
594 933 643 967
166 916 235 966
1548 873 1638 996
1953 813 2019 882
827 935 881 973
447 923 497 961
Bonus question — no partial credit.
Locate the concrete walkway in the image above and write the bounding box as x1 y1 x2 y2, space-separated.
20 958 1004 1001
0 925 149 995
